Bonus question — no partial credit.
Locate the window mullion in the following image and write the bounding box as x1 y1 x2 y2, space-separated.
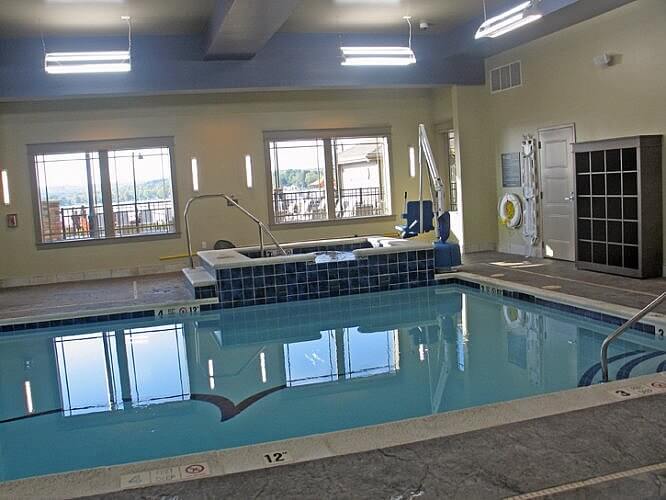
323 139 336 220
84 153 98 239
99 150 115 239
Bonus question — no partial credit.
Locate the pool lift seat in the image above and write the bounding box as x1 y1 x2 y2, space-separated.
396 199 434 239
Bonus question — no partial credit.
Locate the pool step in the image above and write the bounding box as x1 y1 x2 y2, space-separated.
578 350 666 386
182 267 218 300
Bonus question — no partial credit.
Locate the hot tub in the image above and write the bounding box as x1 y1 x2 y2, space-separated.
183 236 435 308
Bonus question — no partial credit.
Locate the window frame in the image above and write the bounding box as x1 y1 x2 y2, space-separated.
446 129 459 212
27 136 180 249
263 127 395 228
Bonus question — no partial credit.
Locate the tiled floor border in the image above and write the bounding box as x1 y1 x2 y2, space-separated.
1 373 664 499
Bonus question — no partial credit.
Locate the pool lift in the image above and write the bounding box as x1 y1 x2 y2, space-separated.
397 124 461 270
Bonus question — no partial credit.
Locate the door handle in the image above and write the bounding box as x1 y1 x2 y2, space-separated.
564 191 575 202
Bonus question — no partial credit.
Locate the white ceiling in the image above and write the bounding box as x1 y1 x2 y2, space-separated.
0 0 485 37
282 0 483 34
0 0 217 37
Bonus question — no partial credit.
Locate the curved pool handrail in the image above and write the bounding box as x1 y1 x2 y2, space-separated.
184 193 287 268
600 291 666 382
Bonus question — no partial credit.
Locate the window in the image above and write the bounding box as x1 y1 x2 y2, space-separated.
30 138 177 245
266 129 392 225
447 130 458 212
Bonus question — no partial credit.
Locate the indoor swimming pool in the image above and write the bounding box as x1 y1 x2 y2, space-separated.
0 284 664 482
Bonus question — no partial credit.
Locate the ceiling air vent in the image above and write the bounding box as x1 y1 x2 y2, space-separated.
490 61 522 93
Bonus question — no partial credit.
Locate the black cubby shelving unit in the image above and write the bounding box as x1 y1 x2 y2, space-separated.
573 135 662 278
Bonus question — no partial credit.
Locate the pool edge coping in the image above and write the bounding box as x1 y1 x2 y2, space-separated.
438 271 666 331
1 372 665 499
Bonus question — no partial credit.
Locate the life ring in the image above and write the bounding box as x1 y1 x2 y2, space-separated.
498 193 522 228
503 305 525 328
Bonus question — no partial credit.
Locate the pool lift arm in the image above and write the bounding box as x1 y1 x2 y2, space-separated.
418 123 446 238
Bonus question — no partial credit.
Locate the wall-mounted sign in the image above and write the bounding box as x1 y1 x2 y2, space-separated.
501 152 522 187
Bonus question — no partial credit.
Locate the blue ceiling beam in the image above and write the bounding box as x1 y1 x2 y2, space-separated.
205 0 302 60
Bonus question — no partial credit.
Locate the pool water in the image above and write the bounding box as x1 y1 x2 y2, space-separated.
0 285 663 482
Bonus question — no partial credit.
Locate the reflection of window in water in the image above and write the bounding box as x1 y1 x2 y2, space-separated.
456 294 468 372
55 332 122 416
125 324 190 405
284 328 399 387
55 324 189 416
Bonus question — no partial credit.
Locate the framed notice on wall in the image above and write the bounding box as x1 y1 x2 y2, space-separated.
501 152 521 187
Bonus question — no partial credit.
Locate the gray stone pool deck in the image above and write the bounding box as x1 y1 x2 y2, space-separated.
461 251 666 314
0 272 192 322
86 393 666 500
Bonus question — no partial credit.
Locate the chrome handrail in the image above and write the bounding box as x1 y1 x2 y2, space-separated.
184 193 287 269
600 291 666 382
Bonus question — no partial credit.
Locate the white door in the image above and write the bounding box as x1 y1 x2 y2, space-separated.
538 125 576 261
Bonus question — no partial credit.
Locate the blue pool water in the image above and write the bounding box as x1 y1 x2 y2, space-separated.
1 284 663 482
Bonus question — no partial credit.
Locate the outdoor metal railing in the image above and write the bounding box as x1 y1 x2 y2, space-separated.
272 187 386 223
44 200 175 241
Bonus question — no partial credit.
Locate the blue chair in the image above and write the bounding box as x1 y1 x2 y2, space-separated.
433 212 461 270
396 201 434 238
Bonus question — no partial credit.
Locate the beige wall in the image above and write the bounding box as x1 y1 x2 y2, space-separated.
452 85 497 252
486 0 666 261
0 88 447 281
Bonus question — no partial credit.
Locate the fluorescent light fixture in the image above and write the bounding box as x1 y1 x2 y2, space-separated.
209 377 215 390
1 169 9 205
245 155 253 189
191 157 199 192
336 0 400 4
341 46 416 66
475 1 542 39
341 16 415 66
260 352 267 383
418 344 426 362
45 50 131 74
408 146 416 178
24 381 34 414
207 359 215 377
